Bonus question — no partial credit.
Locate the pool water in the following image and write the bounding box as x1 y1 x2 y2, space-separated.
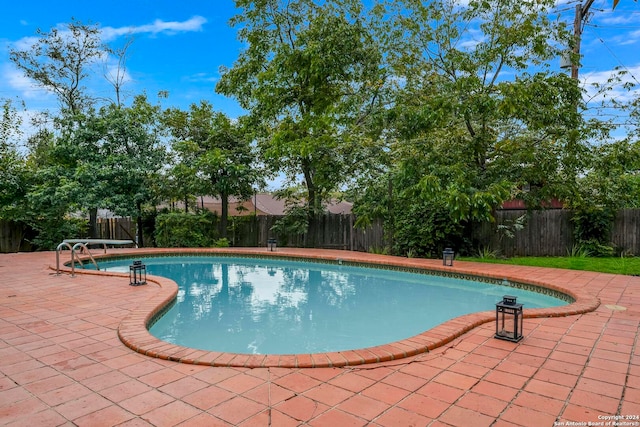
98 256 567 355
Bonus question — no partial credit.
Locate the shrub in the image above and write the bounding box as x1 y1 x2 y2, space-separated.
154 211 218 247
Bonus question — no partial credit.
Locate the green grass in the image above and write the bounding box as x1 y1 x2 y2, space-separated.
457 256 640 276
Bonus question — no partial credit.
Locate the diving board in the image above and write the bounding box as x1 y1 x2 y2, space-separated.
63 239 137 253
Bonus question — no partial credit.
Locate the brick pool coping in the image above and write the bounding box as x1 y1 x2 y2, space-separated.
59 248 601 369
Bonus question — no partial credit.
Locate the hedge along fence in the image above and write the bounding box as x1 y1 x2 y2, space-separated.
2 209 640 255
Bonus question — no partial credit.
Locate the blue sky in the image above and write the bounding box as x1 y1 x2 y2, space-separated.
0 1 244 119
1 0 639 130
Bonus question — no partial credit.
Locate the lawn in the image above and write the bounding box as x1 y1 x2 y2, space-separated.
457 256 640 276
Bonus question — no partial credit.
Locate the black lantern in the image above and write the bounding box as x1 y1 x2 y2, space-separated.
267 238 277 252
495 295 523 342
443 247 454 266
129 260 147 286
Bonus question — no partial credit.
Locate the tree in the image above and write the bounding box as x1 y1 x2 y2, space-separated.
0 99 28 221
92 96 168 246
9 19 107 116
163 102 260 239
353 0 587 256
216 0 388 245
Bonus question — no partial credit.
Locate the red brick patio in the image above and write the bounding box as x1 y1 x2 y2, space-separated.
1 248 639 426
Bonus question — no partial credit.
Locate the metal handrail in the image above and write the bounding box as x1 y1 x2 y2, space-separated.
55 242 73 275
55 241 100 276
72 243 99 275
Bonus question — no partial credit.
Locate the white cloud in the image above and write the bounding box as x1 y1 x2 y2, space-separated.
2 64 53 100
100 16 207 41
581 63 640 105
182 72 218 83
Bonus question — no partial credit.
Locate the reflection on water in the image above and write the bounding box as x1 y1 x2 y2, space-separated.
99 257 566 354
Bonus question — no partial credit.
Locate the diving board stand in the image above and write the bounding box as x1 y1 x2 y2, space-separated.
63 239 137 254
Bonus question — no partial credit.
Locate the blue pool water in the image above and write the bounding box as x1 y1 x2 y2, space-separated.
98 256 567 354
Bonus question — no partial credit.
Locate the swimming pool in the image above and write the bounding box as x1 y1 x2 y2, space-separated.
98 255 568 355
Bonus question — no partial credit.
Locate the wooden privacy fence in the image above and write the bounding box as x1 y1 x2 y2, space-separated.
3 210 640 255
230 215 385 251
471 208 640 257
0 220 32 253
97 217 136 241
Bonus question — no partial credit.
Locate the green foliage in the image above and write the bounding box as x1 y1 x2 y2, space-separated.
162 102 261 238
476 246 501 259
9 19 106 115
567 244 591 258
217 0 387 244
271 204 309 247
570 208 615 257
154 211 219 248
0 99 29 219
214 238 230 248
30 217 87 251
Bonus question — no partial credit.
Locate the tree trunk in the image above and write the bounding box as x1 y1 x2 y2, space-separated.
302 160 319 247
89 207 98 238
136 201 144 247
220 191 229 239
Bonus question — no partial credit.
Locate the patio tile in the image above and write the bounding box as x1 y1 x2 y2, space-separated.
263 410 303 427
55 393 113 421
397 393 451 418
38 382 93 406
158 376 210 399
73 404 135 427
575 377 624 399
273 394 330 422
560 404 603 423
523 378 572 401
307 408 368 427
328 371 377 392
373 406 431 427
568 389 621 413
500 404 558 427
0 396 50 425
440 405 495 427
119 389 175 415
181 385 235 411
433 370 480 390
472 380 519 402
142 400 201 427
208 395 267 425
99 379 153 403
216 372 265 394
456 391 509 417
3 249 640 426
272 371 322 393
511 390 565 415
139 367 188 388
303 382 354 406
337 393 389 420
532 368 580 388
417 380 467 403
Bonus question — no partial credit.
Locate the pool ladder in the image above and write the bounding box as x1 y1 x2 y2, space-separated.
55 242 99 276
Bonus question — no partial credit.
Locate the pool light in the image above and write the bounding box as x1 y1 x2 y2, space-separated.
495 295 524 342
129 260 147 286
443 247 455 266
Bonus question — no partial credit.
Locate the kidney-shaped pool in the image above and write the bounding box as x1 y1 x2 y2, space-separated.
97 255 569 355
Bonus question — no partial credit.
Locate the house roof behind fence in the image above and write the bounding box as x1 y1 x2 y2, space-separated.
196 193 352 216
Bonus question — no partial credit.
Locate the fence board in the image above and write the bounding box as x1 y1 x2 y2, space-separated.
3 209 640 255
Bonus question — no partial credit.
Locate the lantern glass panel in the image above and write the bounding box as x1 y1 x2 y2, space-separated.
495 295 523 342
129 260 147 286
443 248 454 266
